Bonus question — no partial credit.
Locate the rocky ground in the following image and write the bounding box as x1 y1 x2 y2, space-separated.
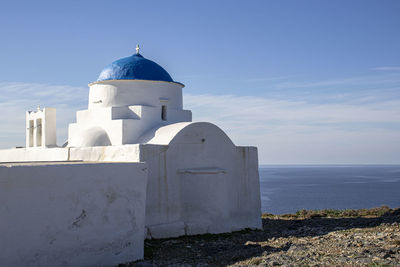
120 206 400 266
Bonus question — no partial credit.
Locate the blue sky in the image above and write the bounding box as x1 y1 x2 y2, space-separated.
0 0 399 164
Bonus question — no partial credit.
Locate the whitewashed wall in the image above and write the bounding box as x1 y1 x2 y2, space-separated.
0 147 69 162
0 162 147 267
88 80 184 109
68 105 191 147
138 122 262 238
0 122 262 242
68 79 191 147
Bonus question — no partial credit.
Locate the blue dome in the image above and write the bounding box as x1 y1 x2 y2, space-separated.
97 53 174 83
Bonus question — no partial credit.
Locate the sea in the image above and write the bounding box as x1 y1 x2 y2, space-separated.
259 165 400 214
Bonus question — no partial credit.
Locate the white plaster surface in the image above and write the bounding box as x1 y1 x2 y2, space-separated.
0 122 262 240
0 147 69 162
68 80 191 147
68 145 141 162
88 80 184 109
0 162 148 267
138 122 262 238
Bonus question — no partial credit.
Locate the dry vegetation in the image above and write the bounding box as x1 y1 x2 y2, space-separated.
121 206 400 267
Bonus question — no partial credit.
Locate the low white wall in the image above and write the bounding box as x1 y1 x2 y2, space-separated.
0 162 147 267
68 145 141 162
0 146 141 163
0 147 69 163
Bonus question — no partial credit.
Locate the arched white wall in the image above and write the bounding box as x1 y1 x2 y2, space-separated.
88 80 184 109
138 122 262 238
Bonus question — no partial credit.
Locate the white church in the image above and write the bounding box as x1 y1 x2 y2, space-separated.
0 46 261 267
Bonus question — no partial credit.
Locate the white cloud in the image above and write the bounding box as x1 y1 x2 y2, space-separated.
0 81 399 164
184 94 400 128
241 76 292 83
0 82 87 147
275 73 400 89
184 93 400 164
373 66 400 71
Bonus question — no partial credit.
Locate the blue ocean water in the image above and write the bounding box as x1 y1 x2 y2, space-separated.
259 165 400 214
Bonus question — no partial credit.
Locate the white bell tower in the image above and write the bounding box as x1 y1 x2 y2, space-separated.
26 107 57 148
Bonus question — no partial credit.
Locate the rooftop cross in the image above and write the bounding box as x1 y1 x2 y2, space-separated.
136 44 140 54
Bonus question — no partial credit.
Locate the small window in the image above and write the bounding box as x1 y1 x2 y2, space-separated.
161 105 167 121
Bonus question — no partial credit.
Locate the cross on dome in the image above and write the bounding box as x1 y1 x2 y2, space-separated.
96 45 177 83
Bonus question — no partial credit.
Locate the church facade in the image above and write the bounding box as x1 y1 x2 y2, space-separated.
0 48 261 266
